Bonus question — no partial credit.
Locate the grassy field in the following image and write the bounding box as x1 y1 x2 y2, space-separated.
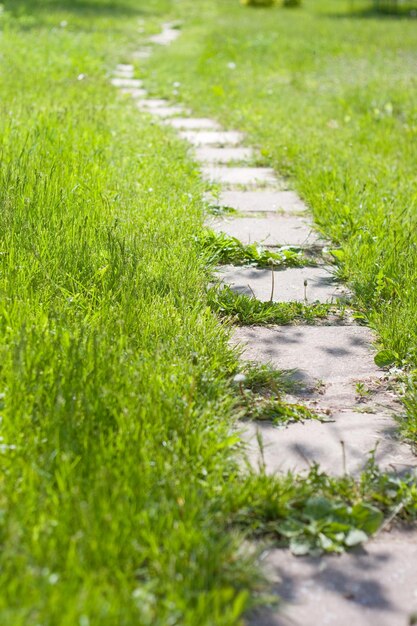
145 0 417 442
0 2 255 622
0 0 416 624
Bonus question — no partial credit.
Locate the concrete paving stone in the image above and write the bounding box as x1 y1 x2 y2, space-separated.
121 88 148 98
111 78 143 88
195 147 254 164
202 166 277 186
149 24 180 46
132 49 152 60
116 64 134 72
242 412 416 476
114 71 134 79
216 190 308 213
215 266 346 304
145 106 185 117
232 325 385 411
137 98 169 108
209 215 320 247
165 118 221 130
179 130 244 146
248 529 417 626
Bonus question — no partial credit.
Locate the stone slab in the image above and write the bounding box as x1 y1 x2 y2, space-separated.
215 190 308 213
209 216 320 247
232 325 384 411
114 71 134 79
116 64 134 72
149 24 179 46
111 78 143 88
132 49 151 60
215 266 346 303
202 166 276 186
166 118 221 130
145 106 185 118
179 130 244 146
196 147 254 163
235 325 416 475
242 412 416 476
121 88 148 98
248 529 417 626
137 98 169 108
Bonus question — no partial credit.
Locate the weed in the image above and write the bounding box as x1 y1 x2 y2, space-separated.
199 229 309 269
208 285 333 325
230 458 417 555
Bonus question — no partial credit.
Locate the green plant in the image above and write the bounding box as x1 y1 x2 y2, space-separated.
200 229 309 269
208 285 334 325
240 0 275 6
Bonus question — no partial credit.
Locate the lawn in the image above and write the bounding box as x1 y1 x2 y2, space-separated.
0 0 416 624
145 0 417 441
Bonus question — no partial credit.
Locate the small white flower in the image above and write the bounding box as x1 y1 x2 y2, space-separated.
77 74 85 81
173 81 181 87
227 62 236 70
233 373 247 384
60 20 68 28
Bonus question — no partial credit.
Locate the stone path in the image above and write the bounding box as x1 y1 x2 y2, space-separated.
111 23 417 626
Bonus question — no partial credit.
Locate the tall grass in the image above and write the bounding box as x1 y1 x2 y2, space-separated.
0 5 255 622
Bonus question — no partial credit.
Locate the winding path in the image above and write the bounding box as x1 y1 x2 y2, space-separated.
111 22 417 626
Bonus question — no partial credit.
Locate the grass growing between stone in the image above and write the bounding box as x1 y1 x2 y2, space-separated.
145 0 417 444
201 229 309 268
208 285 334 325
1 1 417 624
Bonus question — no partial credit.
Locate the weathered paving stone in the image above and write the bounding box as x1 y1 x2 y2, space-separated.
165 118 221 130
121 88 148 98
116 64 134 72
179 130 244 146
132 48 151 60
111 78 143 88
234 326 385 411
234 325 417 475
215 266 346 303
137 98 170 108
242 412 416 476
195 147 254 163
202 166 276 186
248 529 417 626
149 24 179 46
209 215 320 247
114 64 134 78
215 190 308 213
145 106 185 117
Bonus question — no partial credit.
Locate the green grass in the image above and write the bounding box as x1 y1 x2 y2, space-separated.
144 0 417 443
232 362 323 424
0 2 256 622
201 229 310 268
1 0 417 623
209 285 336 324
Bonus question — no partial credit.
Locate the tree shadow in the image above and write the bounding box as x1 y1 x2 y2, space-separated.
5 0 150 19
324 4 417 19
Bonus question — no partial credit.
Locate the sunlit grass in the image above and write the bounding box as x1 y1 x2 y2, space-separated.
146 0 417 442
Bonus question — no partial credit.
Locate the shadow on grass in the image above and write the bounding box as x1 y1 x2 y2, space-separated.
325 4 417 19
4 0 156 18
